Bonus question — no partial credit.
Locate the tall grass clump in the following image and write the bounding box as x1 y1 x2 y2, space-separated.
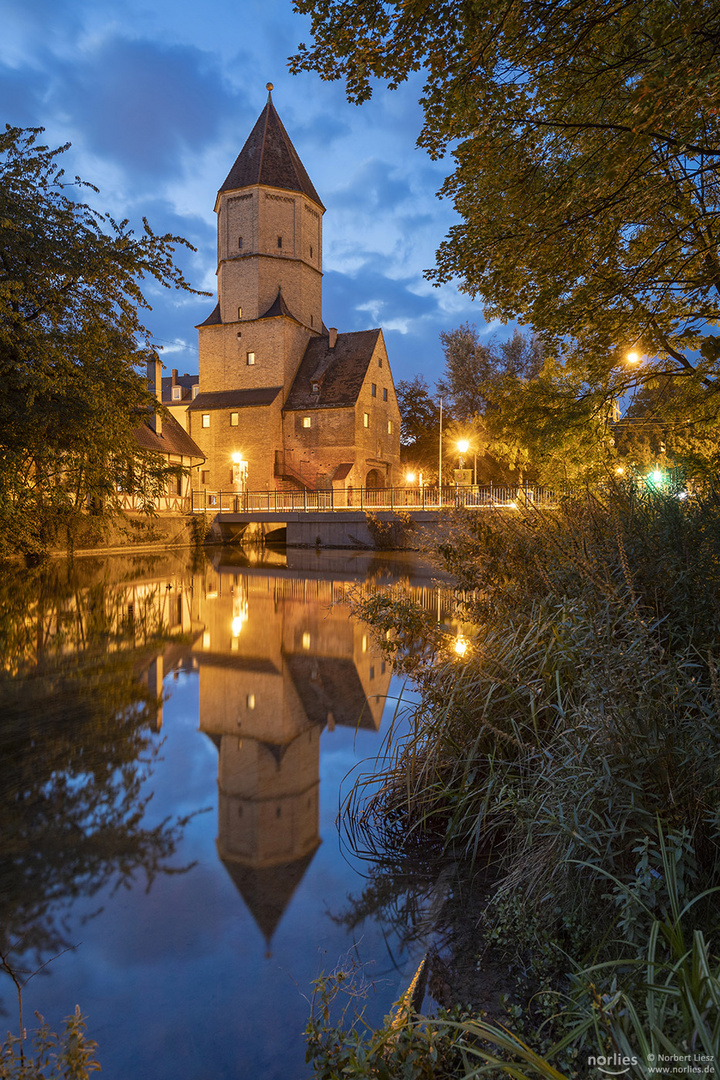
340 487 720 1066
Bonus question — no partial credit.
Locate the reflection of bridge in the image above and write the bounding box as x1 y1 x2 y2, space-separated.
194 484 561 547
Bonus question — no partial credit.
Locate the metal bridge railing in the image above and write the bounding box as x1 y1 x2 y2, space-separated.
190 484 561 514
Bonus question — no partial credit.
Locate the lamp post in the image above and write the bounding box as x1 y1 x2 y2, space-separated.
438 397 443 492
454 438 472 490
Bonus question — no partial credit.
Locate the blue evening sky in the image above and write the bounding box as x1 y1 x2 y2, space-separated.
2 0 503 386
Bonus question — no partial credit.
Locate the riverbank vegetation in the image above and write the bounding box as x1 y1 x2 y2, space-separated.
304 488 720 1075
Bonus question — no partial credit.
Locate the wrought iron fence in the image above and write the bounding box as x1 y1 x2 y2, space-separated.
190 484 562 513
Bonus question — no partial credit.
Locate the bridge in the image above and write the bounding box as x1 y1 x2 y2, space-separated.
191 484 561 547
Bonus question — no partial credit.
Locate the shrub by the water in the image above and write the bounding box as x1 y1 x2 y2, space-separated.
319 488 720 1074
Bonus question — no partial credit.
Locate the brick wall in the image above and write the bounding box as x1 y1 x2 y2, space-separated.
199 319 313 395
189 398 283 490
216 186 323 330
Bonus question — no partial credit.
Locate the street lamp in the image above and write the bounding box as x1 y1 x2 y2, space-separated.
405 471 416 484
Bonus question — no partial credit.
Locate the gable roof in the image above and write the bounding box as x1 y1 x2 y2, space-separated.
219 94 324 210
284 329 382 411
134 412 204 459
187 387 282 411
161 373 198 405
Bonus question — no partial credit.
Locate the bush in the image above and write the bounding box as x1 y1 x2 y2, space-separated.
0 1009 99 1080
330 488 720 1071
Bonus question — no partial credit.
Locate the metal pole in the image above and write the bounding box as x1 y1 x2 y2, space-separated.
438 397 443 490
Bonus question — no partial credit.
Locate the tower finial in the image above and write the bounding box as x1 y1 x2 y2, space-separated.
266 82 273 99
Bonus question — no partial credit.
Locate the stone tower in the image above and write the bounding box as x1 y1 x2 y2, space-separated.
198 85 325 395
188 88 402 494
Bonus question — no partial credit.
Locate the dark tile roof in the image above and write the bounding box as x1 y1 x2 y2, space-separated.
161 373 198 405
259 288 298 321
332 463 354 481
196 302 222 328
284 329 382 410
220 846 319 943
219 95 324 210
286 656 379 730
187 386 282 411
133 412 205 459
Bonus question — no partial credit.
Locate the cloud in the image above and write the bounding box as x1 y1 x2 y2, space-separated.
54 37 245 178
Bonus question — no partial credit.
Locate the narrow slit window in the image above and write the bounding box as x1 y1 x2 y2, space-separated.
363 412 369 428
310 245 313 258
277 236 282 249
238 236 243 249
371 383 376 397
230 412 239 426
237 306 242 319
302 416 311 428
388 420 394 434
246 351 255 366
383 387 388 401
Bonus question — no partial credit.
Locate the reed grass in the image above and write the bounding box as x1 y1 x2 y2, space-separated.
321 488 720 1073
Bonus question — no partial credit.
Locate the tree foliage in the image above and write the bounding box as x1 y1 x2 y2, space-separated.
0 127 203 556
291 1 720 465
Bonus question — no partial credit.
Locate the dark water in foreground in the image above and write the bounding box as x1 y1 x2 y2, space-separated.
0 547 452 1080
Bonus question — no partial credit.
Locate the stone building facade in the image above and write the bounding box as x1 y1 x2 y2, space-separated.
185 88 402 496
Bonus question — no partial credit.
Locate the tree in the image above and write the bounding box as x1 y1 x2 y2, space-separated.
0 127 203 556
438 325 543 422
395 374 442 478
291 1 720 467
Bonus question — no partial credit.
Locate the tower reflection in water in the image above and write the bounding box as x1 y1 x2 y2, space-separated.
192 559 392 948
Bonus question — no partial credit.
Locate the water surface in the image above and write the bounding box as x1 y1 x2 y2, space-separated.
0 547 448 1079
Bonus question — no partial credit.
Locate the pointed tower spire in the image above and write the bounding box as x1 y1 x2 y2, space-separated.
218 90 324 209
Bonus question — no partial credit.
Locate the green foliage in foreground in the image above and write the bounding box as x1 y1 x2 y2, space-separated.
0 1008 99 1080
310 489 720 1075
0 126 204 559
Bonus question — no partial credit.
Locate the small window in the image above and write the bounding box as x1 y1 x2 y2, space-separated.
246 351 255 366
363 412 369 428
388 420 394 434
378 356 383 368
237 305 242 319
310 314 314 327
192 385 199 399
370 666 375 680
172 386 182 401
246 693 255 710
201 470 209 484
302 416 311 428
383 388 388 401
202 414 210 428
302 632 311 649
238 237 243 249
277 236 282 249
371 383 376 397
230 412 239 426
310 245 313 258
